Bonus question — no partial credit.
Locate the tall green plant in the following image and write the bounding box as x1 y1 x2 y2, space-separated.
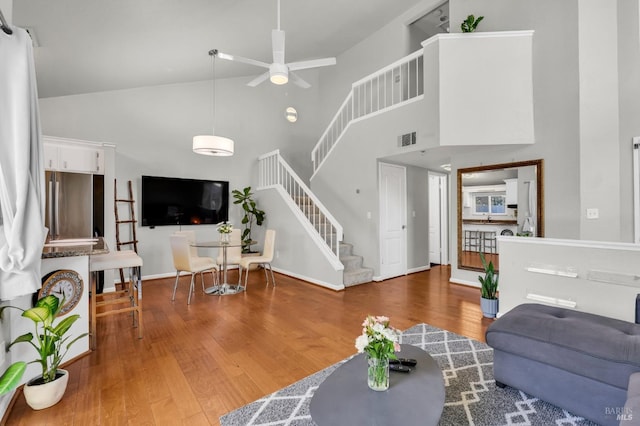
478 252 498 300
232 186 266 253
461 14 484 33
0 295 87 387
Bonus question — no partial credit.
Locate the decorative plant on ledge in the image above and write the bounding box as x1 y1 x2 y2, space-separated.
478 252 499 318
232 186 266 253
461 14 484 33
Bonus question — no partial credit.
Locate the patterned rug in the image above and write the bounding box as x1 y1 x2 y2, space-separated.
220 323 598 426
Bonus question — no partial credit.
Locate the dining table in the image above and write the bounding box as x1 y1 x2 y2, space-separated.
190 240 254 295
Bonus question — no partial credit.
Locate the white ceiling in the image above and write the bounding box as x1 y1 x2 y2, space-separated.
13 0 425 98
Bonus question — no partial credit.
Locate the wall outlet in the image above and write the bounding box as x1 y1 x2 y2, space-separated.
0 341 5 365
275 251 279 259
586 208 599 219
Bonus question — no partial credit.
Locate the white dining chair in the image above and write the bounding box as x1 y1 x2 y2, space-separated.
170 231 218 304
238 229 276 290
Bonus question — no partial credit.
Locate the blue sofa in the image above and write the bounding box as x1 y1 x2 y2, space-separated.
486 303 640 426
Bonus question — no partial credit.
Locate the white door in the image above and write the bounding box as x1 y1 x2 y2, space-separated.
379 163 406 279
428 172 449 265
428 173 442 264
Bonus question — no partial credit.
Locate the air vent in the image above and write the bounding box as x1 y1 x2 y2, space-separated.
398 131 417 147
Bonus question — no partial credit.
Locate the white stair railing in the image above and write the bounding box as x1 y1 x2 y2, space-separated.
258 150 343 269
311 49 424 174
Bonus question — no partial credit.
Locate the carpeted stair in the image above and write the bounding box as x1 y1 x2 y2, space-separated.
340 242 373 287
292 195 373 287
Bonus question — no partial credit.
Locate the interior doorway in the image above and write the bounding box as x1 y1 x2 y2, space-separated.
428 171 448 265
379 162 407 279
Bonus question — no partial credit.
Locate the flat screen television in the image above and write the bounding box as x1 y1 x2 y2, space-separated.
141 175 229 227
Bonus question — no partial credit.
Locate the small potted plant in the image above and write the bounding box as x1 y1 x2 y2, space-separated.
461 14 484 33
0 295 87 410
478 252 499 318
232 186 266 254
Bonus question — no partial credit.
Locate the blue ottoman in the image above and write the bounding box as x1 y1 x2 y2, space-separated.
486 303 640 426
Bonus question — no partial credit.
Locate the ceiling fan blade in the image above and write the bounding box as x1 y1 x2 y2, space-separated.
247 71 270 87
217 51 270 69
288 57 336 71
272 29 285 64
289 72 311 89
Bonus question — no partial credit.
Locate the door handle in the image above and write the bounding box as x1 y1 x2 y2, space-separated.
402 225 406 230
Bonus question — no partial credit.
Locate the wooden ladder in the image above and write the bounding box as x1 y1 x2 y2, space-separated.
114 180 139 286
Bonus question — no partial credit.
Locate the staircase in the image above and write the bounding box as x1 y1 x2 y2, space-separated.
340 242 374 287
258 150 373 287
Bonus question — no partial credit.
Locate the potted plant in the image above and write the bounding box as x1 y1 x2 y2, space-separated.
461 14 484 33
478 252 499 318
0 295 87 410
232 186 266 254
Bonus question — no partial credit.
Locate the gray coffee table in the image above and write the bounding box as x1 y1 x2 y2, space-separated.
309 344 445 426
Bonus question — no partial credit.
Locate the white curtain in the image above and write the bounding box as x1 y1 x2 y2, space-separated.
0 27 46 300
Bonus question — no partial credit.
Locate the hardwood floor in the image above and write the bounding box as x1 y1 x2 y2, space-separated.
4 266 492 425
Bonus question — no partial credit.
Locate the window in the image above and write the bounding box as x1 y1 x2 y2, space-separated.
474 194 506 215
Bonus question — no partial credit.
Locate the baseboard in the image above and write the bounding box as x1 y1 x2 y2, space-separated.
373 266 431 282
136 268 344 291
449 277 479 287
407 265 431 274
271 267 345 291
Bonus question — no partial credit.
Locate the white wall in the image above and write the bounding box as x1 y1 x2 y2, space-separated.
38 75 323 278
578 0 621 241
449 0 583 285
317 0 444 128
618 0 640 243
0 0 10 25
448 0 639 285
259 188 344 289
311 100 429 276
498 236 640 322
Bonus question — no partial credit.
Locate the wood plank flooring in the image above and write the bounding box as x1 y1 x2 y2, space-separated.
4 265 492 425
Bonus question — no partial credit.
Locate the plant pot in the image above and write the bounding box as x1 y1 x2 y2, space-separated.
23 369 69 410
481 297 499 318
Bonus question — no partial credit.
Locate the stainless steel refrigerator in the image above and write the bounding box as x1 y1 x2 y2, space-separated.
45 171 104 240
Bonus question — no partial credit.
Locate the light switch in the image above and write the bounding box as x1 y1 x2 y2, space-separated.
367 212 372 219
586 208 599 219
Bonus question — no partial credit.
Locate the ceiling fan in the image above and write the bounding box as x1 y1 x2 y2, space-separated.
216 0 336 88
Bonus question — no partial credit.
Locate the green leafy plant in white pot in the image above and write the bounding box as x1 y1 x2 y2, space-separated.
478 252 499 318
0 295 87 410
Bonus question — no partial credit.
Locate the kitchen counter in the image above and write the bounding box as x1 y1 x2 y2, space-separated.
463 219 517 225
42 237 109 259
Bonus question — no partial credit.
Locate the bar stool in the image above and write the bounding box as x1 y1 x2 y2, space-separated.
89 250 143 350
482 231 497 254
464 230 482 252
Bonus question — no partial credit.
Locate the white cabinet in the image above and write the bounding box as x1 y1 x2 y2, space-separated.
504 179 518 205
43 137 105 174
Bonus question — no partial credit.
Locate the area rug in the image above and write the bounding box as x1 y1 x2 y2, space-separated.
220 323 598 426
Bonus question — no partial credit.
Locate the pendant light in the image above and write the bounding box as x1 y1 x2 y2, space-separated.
193 49 234 156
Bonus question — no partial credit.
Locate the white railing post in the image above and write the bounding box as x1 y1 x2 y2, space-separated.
257 151 344 268
310 48 424 175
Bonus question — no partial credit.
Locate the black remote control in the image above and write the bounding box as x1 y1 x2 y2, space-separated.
389 363 411 373
390 358 417 367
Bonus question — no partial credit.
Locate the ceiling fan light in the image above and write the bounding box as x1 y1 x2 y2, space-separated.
270 62 288 85
193 135 234 156
270 73 288 85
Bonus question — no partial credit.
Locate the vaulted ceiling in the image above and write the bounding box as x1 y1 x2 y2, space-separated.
14 0 425 98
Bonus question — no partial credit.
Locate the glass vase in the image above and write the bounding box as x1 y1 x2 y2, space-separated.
220 232 230 243
367 355 389 391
